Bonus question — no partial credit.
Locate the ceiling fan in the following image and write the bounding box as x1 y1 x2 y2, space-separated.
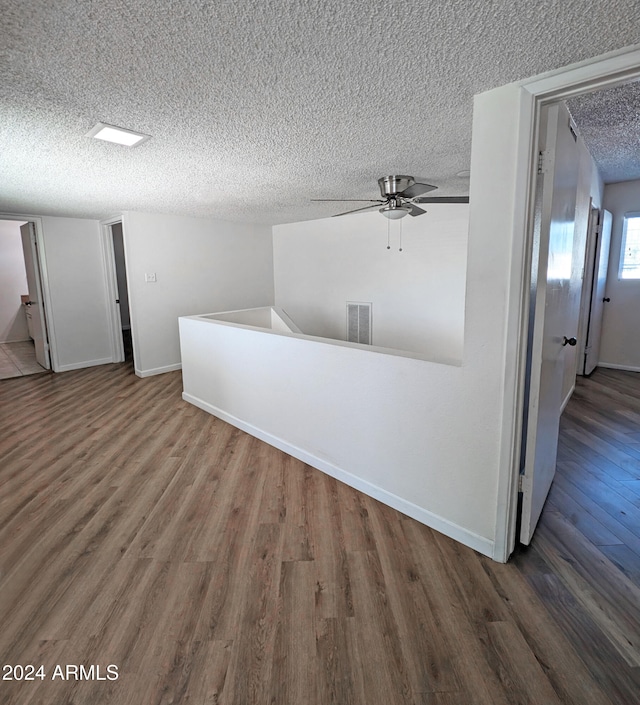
312 175 469 219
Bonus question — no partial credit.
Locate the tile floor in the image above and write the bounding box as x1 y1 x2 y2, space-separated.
0 341 48 380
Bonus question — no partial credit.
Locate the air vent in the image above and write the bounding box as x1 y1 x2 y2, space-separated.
346 302 372 345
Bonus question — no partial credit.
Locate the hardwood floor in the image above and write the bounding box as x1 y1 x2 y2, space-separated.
0 363 639 704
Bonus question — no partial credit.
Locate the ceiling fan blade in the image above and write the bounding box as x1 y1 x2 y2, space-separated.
311 199 383 203
400 182 437 199
408 204 427 217
332 203 383 217
412 196 469 204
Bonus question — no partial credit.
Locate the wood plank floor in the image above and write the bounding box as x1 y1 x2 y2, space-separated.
1 363 639 704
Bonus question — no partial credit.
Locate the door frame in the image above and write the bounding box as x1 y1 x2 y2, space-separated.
576 201 599 376
21 222 51 369
0 213 58 371
100 216 127 364
579 206 613 377
492 46 640 562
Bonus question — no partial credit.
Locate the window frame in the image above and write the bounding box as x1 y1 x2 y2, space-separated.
618 211 640 280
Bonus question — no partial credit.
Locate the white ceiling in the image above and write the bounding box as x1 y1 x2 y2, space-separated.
567 80 640 184
1 1 639 225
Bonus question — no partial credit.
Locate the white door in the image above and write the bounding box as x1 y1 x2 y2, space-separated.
519 103 580 545
20 222 51 370
583 209 612 375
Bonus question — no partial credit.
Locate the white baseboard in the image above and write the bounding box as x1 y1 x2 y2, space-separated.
136 362 182 378
56 357 113 372
560 382 575 413
182 391 495 559
597 362 640 374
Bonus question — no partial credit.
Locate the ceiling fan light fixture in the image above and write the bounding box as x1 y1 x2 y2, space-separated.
380 204 410 219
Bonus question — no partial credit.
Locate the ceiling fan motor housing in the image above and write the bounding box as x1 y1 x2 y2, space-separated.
378 175 414 197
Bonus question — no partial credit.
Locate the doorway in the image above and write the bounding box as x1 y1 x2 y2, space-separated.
577 206 612 377
0 218 51 378
509 56 640 557
478 47 640 562
102 219 133 366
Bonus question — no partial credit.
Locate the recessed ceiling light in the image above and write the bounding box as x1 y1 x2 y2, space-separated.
455 169 471 178
86 122 150 147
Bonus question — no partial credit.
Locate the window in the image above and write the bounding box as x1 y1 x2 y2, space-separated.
619 212 640 279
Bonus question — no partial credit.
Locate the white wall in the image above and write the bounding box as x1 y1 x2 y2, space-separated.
40 216 113 371
0 220 29 342
599 179 640 370
273 206 468 363
122 211 274 377
180 316 496 556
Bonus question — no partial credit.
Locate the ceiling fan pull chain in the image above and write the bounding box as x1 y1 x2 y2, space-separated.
387 217 391 250
399 220 403 252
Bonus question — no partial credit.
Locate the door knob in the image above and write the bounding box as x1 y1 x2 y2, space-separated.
562 336 577 346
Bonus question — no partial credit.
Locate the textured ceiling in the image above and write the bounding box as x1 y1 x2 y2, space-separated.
567 80 640 184
1 1 639 225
